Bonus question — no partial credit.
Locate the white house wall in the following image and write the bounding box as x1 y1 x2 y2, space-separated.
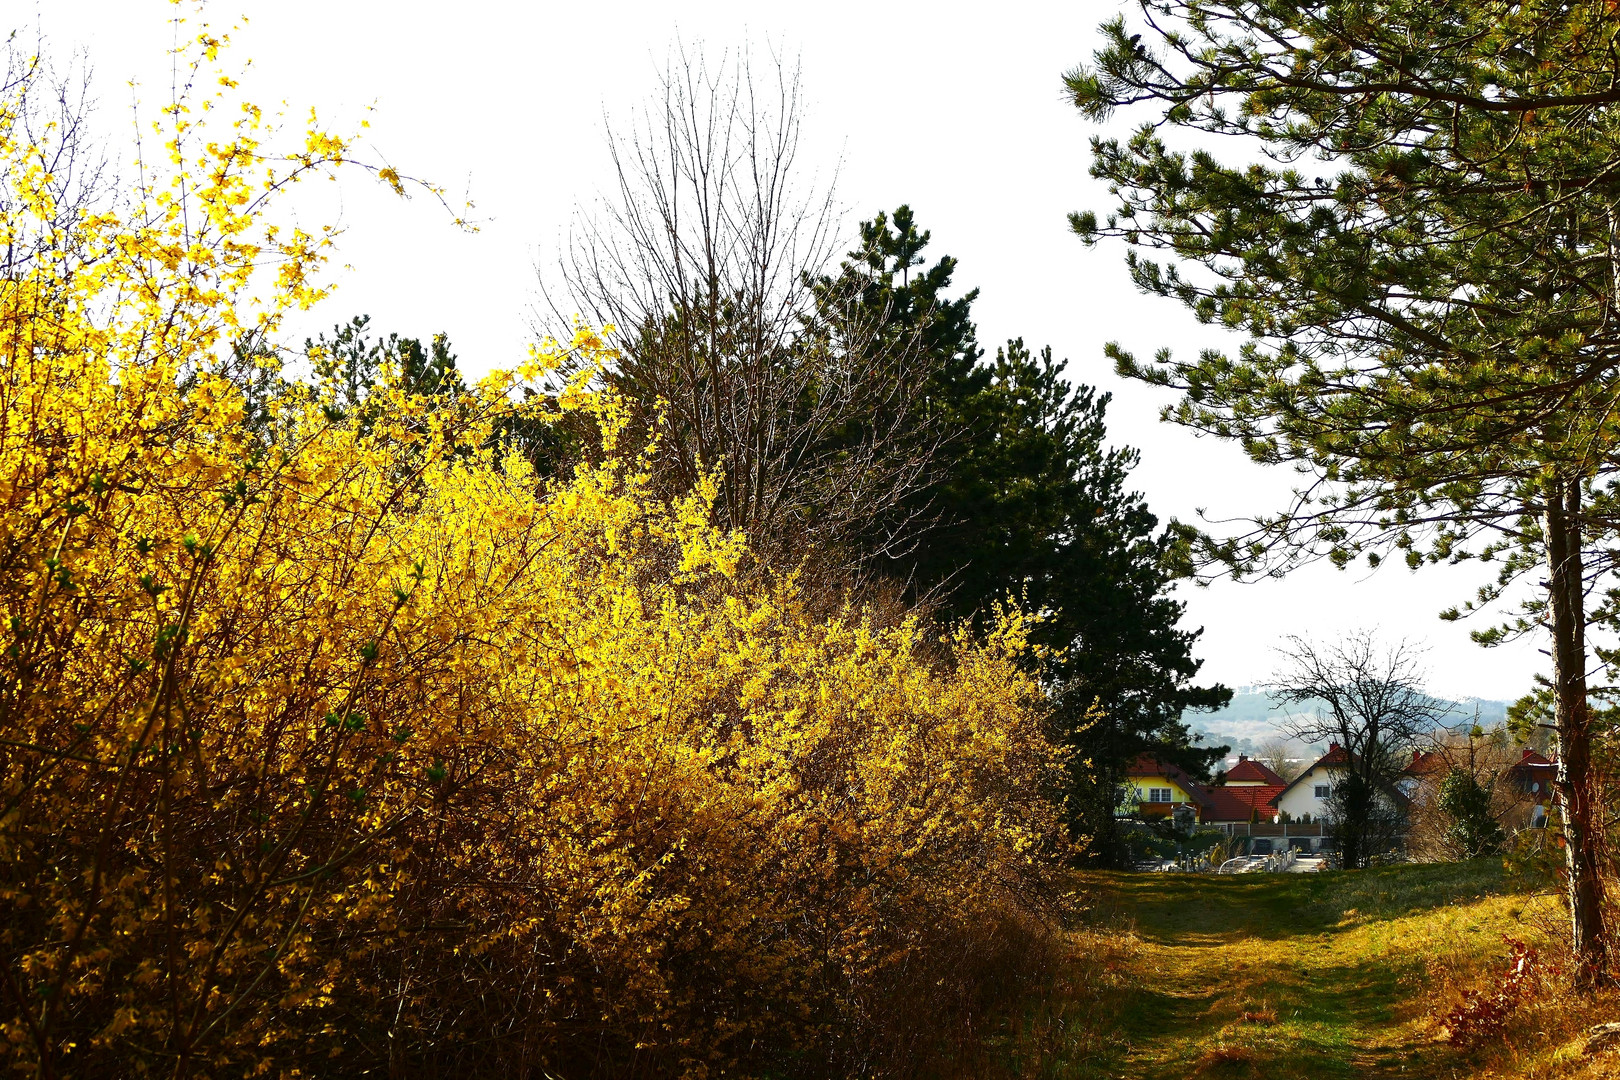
1275 764 1340 821
1275 763 1405 825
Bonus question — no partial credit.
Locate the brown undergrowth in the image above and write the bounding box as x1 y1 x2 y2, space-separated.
893 903 1139 1078
1426 933 1620 1078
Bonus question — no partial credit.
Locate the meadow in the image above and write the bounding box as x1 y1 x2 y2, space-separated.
969 861 1619 1080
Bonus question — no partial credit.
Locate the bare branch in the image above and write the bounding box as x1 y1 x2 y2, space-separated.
537 42 941 574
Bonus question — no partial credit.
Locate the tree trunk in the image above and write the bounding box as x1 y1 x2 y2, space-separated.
1544 474 1609 983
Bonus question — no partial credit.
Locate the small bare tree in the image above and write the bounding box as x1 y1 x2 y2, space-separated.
1255 738 1302 782
541 44 939 571
1268 632 1452 868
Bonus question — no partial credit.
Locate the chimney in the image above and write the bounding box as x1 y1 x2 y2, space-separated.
1413 750 1421 763
1522 747 1533 760
1329 742 1340 753
1239 753 1248 761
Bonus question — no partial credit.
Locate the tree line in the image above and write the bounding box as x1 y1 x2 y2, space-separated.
279 48 1240 869
0 36 1078 1077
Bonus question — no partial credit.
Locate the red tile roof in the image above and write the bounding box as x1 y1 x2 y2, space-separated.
1402 747 1557 781
1316 741 1352 767
1404 750 1447 777
1202 784 1287 822
1508 749 1557 784
1225 755 1287 786
1126 753 1178 778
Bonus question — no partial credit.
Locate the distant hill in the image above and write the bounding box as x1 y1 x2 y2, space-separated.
1182 690 1510 761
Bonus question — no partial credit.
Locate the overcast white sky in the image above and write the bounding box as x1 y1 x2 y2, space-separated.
25 0 1550 701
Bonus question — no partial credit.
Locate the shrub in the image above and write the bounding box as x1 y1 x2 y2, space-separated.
0 40 1070 1078
1442 939 1555 1048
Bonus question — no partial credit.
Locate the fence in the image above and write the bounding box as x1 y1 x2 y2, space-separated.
1211 822 1331 852
1216 822 1323 838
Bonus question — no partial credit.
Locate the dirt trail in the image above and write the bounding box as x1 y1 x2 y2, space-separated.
1083 865 1525 1079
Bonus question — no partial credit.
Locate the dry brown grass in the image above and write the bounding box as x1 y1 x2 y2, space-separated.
1191 1044 1261 1074
1426 960 1620 1079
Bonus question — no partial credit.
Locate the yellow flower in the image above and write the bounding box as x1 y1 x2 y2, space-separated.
0 24 1070 1078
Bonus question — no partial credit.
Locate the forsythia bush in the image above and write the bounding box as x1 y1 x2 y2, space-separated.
0 36 1070 1079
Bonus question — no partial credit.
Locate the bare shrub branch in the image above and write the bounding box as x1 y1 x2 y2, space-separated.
1268 631 1454 867
538 43 940 573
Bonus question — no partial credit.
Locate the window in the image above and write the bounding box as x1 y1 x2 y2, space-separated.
1148 787 1174 803
1314 784 1331 799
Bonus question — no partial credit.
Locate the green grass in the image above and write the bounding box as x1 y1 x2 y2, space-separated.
1006 860 1569 1080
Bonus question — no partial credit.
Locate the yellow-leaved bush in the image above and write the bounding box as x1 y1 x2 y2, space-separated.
0 34 1070 1080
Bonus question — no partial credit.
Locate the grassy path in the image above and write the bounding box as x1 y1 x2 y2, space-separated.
1048 861 1551 1079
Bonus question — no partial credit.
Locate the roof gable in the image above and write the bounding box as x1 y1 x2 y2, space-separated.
1514 749 1554 769
1403 750 1447 777
1273 743 1352 801
1225 755 1287 785
1271 743 1417 810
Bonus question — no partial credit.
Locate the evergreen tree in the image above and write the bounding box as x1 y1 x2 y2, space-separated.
818 208 1231 861
809 206 987 576
1069 0 1620 973
1438 769 1506 860
226 316 575 476
306 314 465 412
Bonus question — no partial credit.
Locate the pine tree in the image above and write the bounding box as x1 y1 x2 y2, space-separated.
818 208 1231 861
1069 0 1620 974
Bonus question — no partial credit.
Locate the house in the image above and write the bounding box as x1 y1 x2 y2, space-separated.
1198 755 1288 823
1508 749 1557 828
1125 746 1396 839
1223 754 1288 788
1121 754 1213 819
1123 753 1285 825
1272 743 1355 822
1506 748 1556 799
1400 745 1557 831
